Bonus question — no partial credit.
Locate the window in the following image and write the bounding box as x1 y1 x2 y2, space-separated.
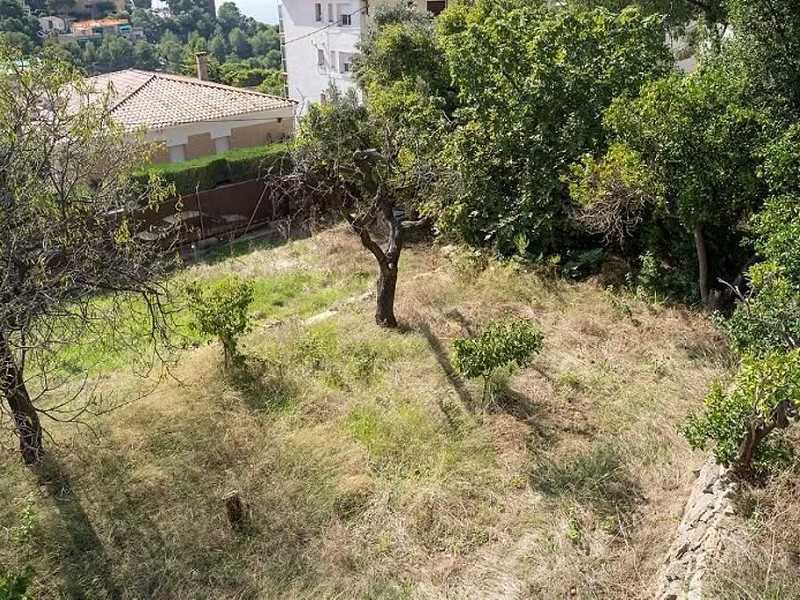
339 13 351 25
315 3 322 21
320 91 327 103
340 52 352 73
328 3 334 22
426 0 446 15
317 48 325 67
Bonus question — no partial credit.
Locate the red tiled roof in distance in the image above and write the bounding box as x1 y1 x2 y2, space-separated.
86 69 295 130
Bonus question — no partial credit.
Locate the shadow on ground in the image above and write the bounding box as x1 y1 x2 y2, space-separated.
34 455 123 598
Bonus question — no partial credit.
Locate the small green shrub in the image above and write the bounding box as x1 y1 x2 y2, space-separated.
0 568 34 600
681 350 800 476
452 317 543 403
186 276 254 367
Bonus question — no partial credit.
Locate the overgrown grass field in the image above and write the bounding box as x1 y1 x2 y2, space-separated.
0 226 731 598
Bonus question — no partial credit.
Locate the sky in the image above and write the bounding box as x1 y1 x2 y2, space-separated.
151 0 280 24
233 0 280 24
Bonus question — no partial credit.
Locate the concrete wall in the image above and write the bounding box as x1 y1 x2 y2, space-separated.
280 0 446 114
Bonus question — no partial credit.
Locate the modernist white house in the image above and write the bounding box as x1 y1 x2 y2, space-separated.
279 0 447 113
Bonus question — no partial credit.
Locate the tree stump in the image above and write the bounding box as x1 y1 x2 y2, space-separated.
223 490 247 527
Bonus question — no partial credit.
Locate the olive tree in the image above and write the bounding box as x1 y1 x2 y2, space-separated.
0 46 175 463
272 86 435 328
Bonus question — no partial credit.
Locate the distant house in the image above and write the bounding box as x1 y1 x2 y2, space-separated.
86 65 296 164
58 18 145 42
39 15 67 35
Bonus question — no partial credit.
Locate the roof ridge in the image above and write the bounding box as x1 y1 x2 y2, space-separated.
107 70 158 113
151 70 289 101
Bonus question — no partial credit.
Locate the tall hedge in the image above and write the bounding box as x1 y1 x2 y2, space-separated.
134 143 292 197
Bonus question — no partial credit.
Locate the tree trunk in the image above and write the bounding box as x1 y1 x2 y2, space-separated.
0 335 43 465
375 264 398 328
693 225 710 305
735 403 790 478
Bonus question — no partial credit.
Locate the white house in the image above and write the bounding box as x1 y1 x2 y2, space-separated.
39 15 67 35
85 66 296 164
279 0 447 113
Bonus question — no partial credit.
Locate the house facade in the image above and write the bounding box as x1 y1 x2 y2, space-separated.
279 0 447 113
58 18 145 42
86 67 296 164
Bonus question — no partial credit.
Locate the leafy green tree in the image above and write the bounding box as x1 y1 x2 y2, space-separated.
453 318 543 403
724 124 800 357
275 86 435 328
208 31 228 62
133 38 159 70
46 0 76 18
432 1 670 256
726 0 800 116
158 31 183 72
0 0 42 52
0 45 175 463
249 26 279 56
95 34 135 72
219 62 271 87
569 0 724 29
40 39 84 69
256 69 284 96
186 276 254 368
683 350 800 476
228 26 251 59
598 58 766 304
130 7 168 42
217 1 246 32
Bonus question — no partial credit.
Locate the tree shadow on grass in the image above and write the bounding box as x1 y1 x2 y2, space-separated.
490 388 558 448
226 355 297 412
529 444 645 520
418 323 474 417
33 455 122 599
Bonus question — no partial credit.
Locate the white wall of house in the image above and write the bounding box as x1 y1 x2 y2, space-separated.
140 105 295 163
280 0 446 115
39 16 67 33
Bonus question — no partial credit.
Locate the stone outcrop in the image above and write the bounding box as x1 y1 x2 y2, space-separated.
654 458 736 599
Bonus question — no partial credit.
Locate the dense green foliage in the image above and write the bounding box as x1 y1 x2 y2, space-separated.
432 2 670 255
453 318 543 402
186 276 254 366
135 143 291 196
682 350 800 475
0 567 33 600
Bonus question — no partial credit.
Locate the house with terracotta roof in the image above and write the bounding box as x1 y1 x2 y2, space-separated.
87 67 296 164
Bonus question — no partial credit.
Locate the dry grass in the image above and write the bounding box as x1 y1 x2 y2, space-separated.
706 459 800 600
0 226 730 598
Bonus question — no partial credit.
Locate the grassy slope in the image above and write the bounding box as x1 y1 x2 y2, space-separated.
0 227 730 599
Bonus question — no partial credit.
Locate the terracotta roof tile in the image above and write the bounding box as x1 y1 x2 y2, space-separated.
87 69 295 130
